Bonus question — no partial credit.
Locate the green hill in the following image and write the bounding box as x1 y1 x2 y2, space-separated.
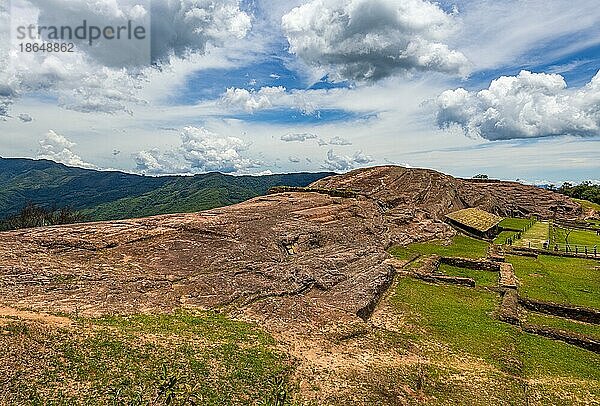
0 158 333 222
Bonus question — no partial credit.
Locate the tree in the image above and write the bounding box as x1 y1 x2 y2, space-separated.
558 181 600 205
473 174 489 179
564 227 574 247
0 203 85 231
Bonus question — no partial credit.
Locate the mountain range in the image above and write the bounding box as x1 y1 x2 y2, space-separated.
0 157 333 221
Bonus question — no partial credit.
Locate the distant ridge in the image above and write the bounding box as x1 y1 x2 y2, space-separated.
0 157 333 221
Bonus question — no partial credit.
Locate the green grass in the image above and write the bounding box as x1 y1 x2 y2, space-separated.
499 217 534 231
438 264 498 287
509 254 600 309
391 278 600 390
551 225 600 247
515 221 549 247
494 230 518 245
389 234 489 260
525 312 600 340
0 310 292 405
574 198 600 212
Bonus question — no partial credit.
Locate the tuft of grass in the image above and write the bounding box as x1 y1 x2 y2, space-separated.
389 234 489 260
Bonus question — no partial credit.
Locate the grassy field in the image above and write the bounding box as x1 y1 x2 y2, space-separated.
387 236 600 403
551 225 600 247
499 217 534 230
515 221 548 247
389 278 600 403
524 312 600 340
438 264 498 287
389 234 489 260
0 311 291 405
493 230 518 244
508 254 600 309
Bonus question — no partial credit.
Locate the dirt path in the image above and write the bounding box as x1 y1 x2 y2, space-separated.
0 306 72 327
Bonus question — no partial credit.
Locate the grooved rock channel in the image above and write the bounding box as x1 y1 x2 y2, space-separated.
0 166 581 333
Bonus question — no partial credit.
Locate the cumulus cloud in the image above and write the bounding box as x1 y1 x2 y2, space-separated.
436 70 600 140
25 0 251 66
0 0 252 117
219 86 323 115
133 126 257 174
282 0 470 81
37 130 96 169
328 136 352 145
322 149 373 171
133 148 189 175
150 0 251 63
280 132 318 142
221 86 286 112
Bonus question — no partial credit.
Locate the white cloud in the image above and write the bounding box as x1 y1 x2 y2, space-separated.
134 126 257 174
282 0 470 81
436 70 600 140
26 0 251 66
17 113 32 122
328 136 352 145
150 0 251 63
454 0 600 71
322 148 373 171
280 132 318 142
37 130 96 169
0 0 252 117
221 86 286 112
219 85 325 115
132 148 189 175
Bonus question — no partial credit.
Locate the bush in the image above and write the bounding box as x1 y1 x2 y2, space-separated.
0 203 85 231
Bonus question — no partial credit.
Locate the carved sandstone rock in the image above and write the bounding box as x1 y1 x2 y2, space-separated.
0 166 581 332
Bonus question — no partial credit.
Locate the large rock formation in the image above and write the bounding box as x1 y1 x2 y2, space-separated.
311 166 581 220
0 166 582 331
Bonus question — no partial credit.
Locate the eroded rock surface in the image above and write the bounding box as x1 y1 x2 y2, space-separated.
311 166 581 219
0 166 581 332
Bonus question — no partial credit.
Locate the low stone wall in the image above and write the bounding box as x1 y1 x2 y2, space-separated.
410 255 476 287
499 263 517 289
522 324 600 353
488 244 505 263
519 298 600 324
420 255 441 274
440 257 500 272
413 273 475 287
498 290 519 325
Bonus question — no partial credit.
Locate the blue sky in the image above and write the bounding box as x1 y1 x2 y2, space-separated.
0 0 599 183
